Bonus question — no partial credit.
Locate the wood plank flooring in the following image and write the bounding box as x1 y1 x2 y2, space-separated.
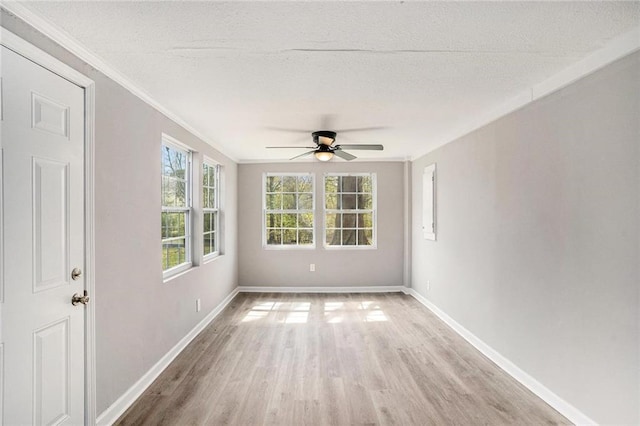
115 293 570 425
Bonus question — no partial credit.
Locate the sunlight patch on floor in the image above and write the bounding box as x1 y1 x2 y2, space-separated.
358 301 381 310
323 302 344 311
325 314 343 324
283 311 309 324
365 310 388 322
242 299 386 324
241 310 269 322
292 302 311 311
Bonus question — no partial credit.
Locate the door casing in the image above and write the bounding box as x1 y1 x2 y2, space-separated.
1 28 96 425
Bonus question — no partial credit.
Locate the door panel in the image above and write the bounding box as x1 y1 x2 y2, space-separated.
1 45 85 426
34 318 69 426
31 93 70 139
33 157 70 292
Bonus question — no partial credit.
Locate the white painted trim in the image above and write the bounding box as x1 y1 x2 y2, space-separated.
202 160 221 261
238 285 405 294
402 287 597 426
0 28 92 88
0 343 4 426
532 26 640 101
1 27 98 426
96 287 240 426
422 163 436 241
0 149 3 304
94 285 400 424
0 2 238 163
4 1 637 166
83 72 97 426
161 132 192 154
322 172 378 249
411 25 640 161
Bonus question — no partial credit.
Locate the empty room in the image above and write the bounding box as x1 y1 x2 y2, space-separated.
1 1 639 425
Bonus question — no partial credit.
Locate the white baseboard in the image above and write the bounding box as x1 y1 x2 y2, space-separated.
402 288 596 426
96 287 240 426
238 285 406 293
96 285 594 426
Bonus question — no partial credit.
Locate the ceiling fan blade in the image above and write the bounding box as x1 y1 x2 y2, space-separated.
266 146 316 149
335 144 384 151
334 126 388 133
290 150 316 160
333 150 357 161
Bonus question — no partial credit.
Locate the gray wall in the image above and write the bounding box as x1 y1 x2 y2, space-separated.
238 162 405 287
411 52 640 424
5 7 639 424
1 12 239 415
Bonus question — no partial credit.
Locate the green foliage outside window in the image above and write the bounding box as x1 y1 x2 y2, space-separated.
203 162 219 257
265 174 314 246
325 174 375 246
162 143 190 271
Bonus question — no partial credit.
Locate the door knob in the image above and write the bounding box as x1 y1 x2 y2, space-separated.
71 267 82 280
71 290 90 306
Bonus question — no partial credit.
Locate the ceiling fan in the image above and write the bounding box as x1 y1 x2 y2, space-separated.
266 130 384 161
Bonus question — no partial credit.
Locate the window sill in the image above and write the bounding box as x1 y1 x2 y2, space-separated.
163 262 193 283
203 253 222 264
323 245 378 250
263 244 316 250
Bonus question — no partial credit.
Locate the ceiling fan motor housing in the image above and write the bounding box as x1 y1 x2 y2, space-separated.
313 130 337 146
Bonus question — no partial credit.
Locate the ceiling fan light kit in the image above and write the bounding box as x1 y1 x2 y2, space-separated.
267 128 384 162
314 145 335 161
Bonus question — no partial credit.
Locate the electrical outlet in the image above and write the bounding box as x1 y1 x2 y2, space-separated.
310 263 316 272
196 298 201 312
427 280 431 291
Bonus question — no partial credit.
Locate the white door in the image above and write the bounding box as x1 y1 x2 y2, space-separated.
1 45 86 425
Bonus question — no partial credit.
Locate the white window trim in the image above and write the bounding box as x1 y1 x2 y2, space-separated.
323 172 377 249
423 163 437 240
262 172 316 249
203 158 221 262
162 134 193 280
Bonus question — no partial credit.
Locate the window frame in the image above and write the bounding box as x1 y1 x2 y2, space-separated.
161 134 193 279
423 163 437 240
323 172 377 249
202 158 221 261
262 172 316 249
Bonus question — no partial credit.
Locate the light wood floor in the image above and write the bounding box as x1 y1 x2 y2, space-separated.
116 293 570 425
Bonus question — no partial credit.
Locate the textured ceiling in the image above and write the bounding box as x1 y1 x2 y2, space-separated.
19 1 640 162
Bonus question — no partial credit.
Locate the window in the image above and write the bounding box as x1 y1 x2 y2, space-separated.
203 161 220 259
423 163 436 240
161 136 192 276
264 173 314 247
324 173 376 247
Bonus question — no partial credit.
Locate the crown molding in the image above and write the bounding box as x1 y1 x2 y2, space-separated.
0 0 239 163
4 1 637 166
410 25 640 161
